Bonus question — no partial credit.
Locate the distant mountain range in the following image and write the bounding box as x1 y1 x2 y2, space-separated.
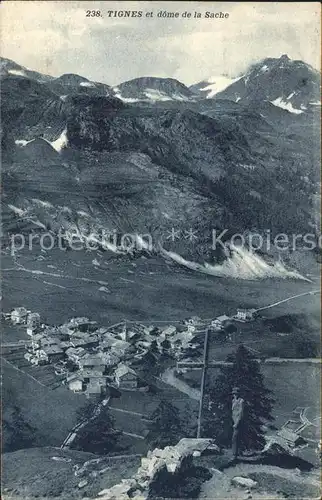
2 54 319 108
1 54 320 263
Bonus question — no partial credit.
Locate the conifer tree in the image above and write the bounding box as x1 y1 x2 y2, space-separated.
3 405 36 451
202 345 274 451
147 400 183 449
72 407 120 454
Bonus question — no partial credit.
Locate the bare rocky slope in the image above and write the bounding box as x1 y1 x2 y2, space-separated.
1 56 320 261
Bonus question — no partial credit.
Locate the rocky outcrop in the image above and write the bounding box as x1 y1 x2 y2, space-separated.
231 476 258 489
96 438 216 499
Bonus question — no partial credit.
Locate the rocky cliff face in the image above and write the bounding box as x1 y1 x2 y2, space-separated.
96 438 214 500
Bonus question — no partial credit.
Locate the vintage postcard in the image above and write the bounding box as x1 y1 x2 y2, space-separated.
1 1 321 499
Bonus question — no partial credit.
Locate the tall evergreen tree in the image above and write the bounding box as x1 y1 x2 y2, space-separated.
3 405 36 451
147 400 183 449
72 407 120 454
202 345 274 452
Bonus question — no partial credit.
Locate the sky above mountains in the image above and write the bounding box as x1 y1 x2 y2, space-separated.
1 1 320 86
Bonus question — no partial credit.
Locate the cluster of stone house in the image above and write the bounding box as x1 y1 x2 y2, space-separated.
135 317 202 359
209 309 256 331
10 308 202 397
234 308 257 322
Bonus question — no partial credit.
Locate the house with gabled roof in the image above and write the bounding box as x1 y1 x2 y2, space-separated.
11 307 30 325
114 363 138 390
211 314 230 330
78 354 106 373
38 344 64 363
67 373 84 393
65 346 87 364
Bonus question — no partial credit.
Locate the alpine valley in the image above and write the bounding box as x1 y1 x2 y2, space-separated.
1 53 321 500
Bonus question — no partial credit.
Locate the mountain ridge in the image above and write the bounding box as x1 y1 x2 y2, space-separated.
191 55 320 111
1 55 320 265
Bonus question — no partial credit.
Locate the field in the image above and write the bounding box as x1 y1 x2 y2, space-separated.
2 246 320 329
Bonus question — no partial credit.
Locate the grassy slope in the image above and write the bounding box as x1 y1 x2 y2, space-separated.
2 446 141 499
2 360 86 449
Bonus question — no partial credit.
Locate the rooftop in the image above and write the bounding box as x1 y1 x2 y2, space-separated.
66 316 97 327
41 345 64 355
215 314 230 322
277 428 303 443
67 373 84 382
79 354 107 366
81 370 109 378
65 346 86 357
11 307 29 315
115 363 136 378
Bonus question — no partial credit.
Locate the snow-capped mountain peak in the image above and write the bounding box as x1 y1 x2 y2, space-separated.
198 75 240 98
190 55 320 112
0 57 54 83
114 77 194 102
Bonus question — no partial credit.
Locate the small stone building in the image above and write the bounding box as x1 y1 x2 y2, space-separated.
26 312 41 336
115 363 138 390
211 314 230 330
11 307 29 325
67 373 84 393
236 308 256 321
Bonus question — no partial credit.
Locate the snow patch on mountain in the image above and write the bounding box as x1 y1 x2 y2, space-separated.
144 88 187 101
113 87 140 103
79 81 95 88
116 95 140 103
113 86 188 102
15 139 34 147
144 88 172 101
161 246 309 281
16 134 67 154
270 97 304 115
8 204 27 216
200 75 239 98
8 69 27 77
49 128 68 152
260 65 269 73
31 199 54 209
77 210 90 218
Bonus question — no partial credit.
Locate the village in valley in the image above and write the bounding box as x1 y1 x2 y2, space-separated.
3 301 320 458
5 306 256 397
2 293 321 500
